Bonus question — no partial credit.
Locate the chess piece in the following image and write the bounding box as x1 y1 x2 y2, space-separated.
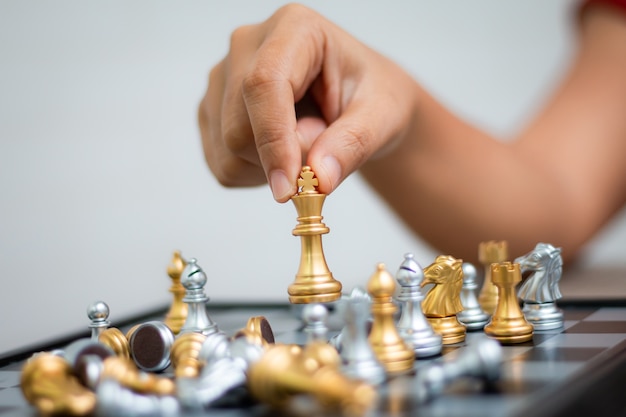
87 301 110 341
179 258 219 336
367 263 415 375
164 250 188 334
98 327 130 359
288 166 342 304
337 288 386 385
478 240 508 315
100 356 175 396
247 343 377 415
395 253 443 358
233 316 275 346
484 262 534 344
96 379 179 416
128 321 175 372
515 243 564 330
303 303 329 344
457 262 490 330
414 337 502 403
178 319 275 410
63 338 115 387
171 332 207 378
422 255 466 344
176 356 248 410
20 352 97 416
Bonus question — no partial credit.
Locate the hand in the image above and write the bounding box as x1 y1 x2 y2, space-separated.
199 3 420 202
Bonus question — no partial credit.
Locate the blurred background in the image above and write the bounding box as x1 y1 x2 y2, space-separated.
2 0 625 355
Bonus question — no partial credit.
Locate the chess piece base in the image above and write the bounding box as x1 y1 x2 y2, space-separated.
484 317 534 344
523 302 564 331
399 329 442 358
458 310 490 331
427 316 466 345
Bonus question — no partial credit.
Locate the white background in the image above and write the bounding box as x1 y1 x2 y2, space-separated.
1 0 625 354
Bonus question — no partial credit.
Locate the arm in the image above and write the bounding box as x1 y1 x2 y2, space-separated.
360 6 626 264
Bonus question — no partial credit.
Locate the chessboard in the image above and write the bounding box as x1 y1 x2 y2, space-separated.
1 302 626 417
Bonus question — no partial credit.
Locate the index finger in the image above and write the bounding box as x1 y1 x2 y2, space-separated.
241 5 328 202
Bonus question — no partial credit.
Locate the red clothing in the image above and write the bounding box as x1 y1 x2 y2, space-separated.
581 0 626 15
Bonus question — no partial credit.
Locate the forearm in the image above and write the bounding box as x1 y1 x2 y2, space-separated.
361 6 626 265
360 90 572 265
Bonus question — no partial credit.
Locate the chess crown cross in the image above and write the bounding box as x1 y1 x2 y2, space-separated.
297 166 319 194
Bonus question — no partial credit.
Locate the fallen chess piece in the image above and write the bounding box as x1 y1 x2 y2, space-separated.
95 378 179 417
21 352 97 416
247 343 377 416
413 336 503 403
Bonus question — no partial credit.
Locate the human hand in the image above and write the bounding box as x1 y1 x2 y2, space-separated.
199 3 419 202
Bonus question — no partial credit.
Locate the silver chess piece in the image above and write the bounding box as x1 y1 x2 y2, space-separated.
414 336 502 403
302 303 329 344
178 335 262 409
515 243 564 331
395 253 442 358
457 263 490 330
336 287 386 385
87 301 111 341
96 379 180 417
179 258 218 336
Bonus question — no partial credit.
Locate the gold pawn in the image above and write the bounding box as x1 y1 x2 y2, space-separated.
478 241 508 315
288 166 342 304
164 250 188 334
170 332 207 378
20 353 96 416
367 263 415 375
101 356 175 396
484 262 534 344
98 327 130 359
422 255 466 345
247 344 376 415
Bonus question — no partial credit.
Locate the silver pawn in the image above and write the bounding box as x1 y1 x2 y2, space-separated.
179 258 218 336
303 303 329 344
414 336 502 403
338 287 386 385
457 263 490 330
87 301 110 341
395 253 442 358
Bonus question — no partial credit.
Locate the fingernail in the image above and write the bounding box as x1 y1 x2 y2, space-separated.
269 170 294 201
321 156 342 191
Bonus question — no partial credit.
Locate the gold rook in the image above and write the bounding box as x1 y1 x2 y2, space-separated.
484 262 534 344
288 166 342 304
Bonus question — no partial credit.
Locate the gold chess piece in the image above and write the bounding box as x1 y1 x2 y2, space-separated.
232 316 276 347
20 352 96 416
484 262 534 344
478 240 508 315
247 343 376 415
367 263 415 375
164 250 188 334
170 332 207 378
101 356 175 396
98 327 130 359
422 255 466 344
288 166 342 304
